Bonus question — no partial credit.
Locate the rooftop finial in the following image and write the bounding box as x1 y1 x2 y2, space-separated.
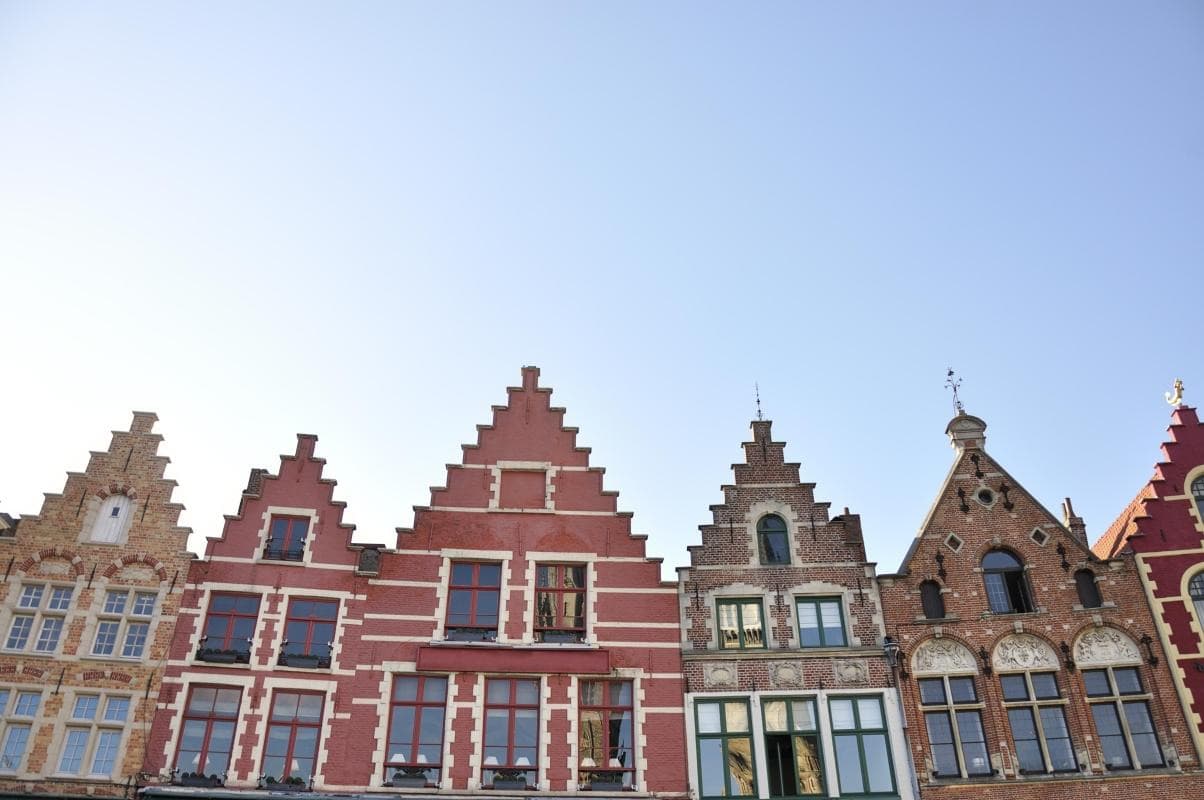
1166 378 1185 407
945 368 965 415
755 382 763 421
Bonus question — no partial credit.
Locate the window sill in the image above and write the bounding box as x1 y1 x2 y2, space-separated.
913 615 960 623
429 638 600 651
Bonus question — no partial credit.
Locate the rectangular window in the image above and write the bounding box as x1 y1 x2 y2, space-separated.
535 564 586 643
918 676 990 778
717 599 765 650
999 672 1075 774
175 686 242 784
446 562 501 642
483 678 539 789
4 583 72 654
695 699 756 798
262 691 324 786
199 594 260 663
280 599 337 668
92 589 157 659
762 697 823 797
264 516 310 561
0 689 40 773
385 676 446 787
579 681 634 790
797 598 846 648
55 694 130 777
829 696 895 795
1084 667 1164 770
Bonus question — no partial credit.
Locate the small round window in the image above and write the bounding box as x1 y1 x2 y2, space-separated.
975 488 995 507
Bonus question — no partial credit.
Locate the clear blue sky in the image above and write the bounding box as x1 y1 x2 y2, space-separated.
2 2 1201 577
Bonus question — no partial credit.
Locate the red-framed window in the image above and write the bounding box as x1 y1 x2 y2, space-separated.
175 686 242 784
261 691 324 786
578 681 635 790
264 516 310 561
384 676 447 786
280 599 337 668
199 594 259 662
446 563 501 641
535 565 586 643
482 678 539 788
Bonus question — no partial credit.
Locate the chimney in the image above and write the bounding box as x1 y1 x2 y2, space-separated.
1062 498 1088 547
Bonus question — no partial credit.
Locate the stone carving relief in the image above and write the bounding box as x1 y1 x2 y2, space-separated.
37 559 71 576
832 659 868 685
117 564 155 582
703 663 738 690
911 639 977 675
1074 628 1141 667
769 662 803 688
992 634 1058 672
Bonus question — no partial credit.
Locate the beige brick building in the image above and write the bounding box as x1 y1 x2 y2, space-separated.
0 413 192 797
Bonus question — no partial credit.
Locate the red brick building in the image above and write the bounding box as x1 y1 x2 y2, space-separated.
677 419 915 800
1095 402 1204 766
143 367 688 799
879 410 1204 799
0 413 192 797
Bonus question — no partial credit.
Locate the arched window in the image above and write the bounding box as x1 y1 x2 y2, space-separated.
91 495 132 544
1189 573 1204 626
920 581 945 619
1192 476 1204 517
982 550 1034 614
757 515 790 565
1075 569 1102 608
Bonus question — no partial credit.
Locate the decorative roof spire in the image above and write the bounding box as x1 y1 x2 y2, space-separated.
1166 378 1185 408
945 368 965 416
755 382 763 421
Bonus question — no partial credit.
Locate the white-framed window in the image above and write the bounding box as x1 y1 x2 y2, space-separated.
92 588 157 659
56 694 131 778
4 583 74 654
1084 666 1164 770
0 688 42 773
91 495 133 544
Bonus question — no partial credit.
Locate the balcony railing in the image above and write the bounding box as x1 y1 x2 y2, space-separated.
278 642 332 669
263 541 305 561
384 765 438 788
172 769 226 788
195 636 252 664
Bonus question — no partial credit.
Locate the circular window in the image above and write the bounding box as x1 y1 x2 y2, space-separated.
976 488 995 506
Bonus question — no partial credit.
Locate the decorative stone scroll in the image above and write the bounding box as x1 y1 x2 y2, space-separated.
833 659 869 685
912 639 977 675
769 662 803 688
703 663 738 689
1074 628 1141 667
992 634 1058 672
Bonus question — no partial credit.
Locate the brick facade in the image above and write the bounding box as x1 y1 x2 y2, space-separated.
1095 404 1204 768
0 413 192 797
879 411 1204 798
141 367 688 800
678 420 915 800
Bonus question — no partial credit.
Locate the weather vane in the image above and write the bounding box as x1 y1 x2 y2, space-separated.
1166 378 1185 407
945 368 964 415
755 382 763 421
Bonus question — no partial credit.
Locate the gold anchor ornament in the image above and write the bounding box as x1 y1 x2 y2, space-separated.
1166 378 1184 407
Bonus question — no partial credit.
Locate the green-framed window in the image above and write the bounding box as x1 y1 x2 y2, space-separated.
829 696 895 795
762 697 824 797
695 699 756 798
717 599 766 650
797 598 846 648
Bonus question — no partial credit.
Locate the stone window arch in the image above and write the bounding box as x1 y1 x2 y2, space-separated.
982 549 1034 614
1074 569 1102 609
1189 572 1204 628
992 634 1075 774
920 580 945 620
757 514 790 565
1074 628 1162 770
910 640 989 778
90 494 133 544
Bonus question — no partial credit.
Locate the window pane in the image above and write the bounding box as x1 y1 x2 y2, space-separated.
741 603 764 648
423 677 447 702
478 564 501 586
1090 705 1131 769
984 573 1012 613
724 702 749 733
863 734 894 792
6 616 33 649
214 689 241 716
829 700 855 730
1030 673 1059 700
725 737 755 797
956 711 991 775
1039 707 1076 772
1123 702 1164 767
793 734 823 795
515 680 539 705
820 602 845 646
857 698 883 728
949 677 977 703
0 725 30 771
763 701 787 733
1083 670 1111 697
19 586 43 608
798 602 820 647
104 591 127 614
91 730 122 775
925 713 958 776
699 738 725 796
718 603 741 649
49 587 73 610
73 696 99 720
1114 668 1143 695
59 729 89 773
1000 675 1029 701
765 733 794 797
1008 708 1044 773
297 695 323 723
697 703 722 734
833 735 864 793
791 700 816 732
14 693 40 716
132 593 156 615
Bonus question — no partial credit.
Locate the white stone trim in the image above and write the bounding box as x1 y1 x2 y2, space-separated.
253 506 320 566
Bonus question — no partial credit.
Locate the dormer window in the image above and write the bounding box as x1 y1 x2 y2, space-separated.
264 516 309 561
982 550 1034 614
757 515 790 565
91 495 132 544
